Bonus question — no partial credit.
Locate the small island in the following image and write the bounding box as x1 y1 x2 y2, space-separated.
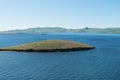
0 40 95 52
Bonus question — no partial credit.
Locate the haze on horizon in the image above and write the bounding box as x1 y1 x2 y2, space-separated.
0 0 120 31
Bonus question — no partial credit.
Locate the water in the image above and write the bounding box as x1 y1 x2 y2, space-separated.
0 33 120 80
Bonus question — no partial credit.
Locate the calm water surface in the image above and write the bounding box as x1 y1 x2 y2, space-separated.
0 33 120 80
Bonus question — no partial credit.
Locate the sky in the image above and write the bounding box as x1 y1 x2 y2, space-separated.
0 0 120 31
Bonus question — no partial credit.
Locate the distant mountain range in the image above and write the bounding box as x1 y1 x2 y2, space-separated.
0 27 120 34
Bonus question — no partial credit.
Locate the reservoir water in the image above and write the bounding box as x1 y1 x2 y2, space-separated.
0 33 120 80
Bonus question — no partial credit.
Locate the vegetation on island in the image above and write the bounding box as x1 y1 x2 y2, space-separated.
0 40 95 52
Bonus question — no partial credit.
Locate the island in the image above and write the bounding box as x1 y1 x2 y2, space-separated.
0 40 95 52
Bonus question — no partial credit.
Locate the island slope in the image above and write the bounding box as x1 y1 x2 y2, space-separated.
0 40 95 52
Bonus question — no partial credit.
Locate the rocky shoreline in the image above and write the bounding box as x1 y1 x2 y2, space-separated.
0 47 95 52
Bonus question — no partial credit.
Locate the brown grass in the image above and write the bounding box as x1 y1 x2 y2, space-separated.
0 40 95 52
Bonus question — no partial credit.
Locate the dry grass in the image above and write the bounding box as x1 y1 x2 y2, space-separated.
0 40 94 52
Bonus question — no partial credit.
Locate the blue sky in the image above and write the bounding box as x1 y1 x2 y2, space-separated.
0 0 120 31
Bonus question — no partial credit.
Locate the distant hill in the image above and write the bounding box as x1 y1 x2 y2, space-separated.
0 27 120 34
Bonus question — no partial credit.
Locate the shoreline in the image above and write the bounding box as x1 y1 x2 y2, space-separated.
0 47 95 52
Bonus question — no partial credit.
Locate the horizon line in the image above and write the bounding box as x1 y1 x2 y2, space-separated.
0 26 120 32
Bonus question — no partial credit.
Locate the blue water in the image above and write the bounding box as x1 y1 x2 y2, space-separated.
0 33 120 80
